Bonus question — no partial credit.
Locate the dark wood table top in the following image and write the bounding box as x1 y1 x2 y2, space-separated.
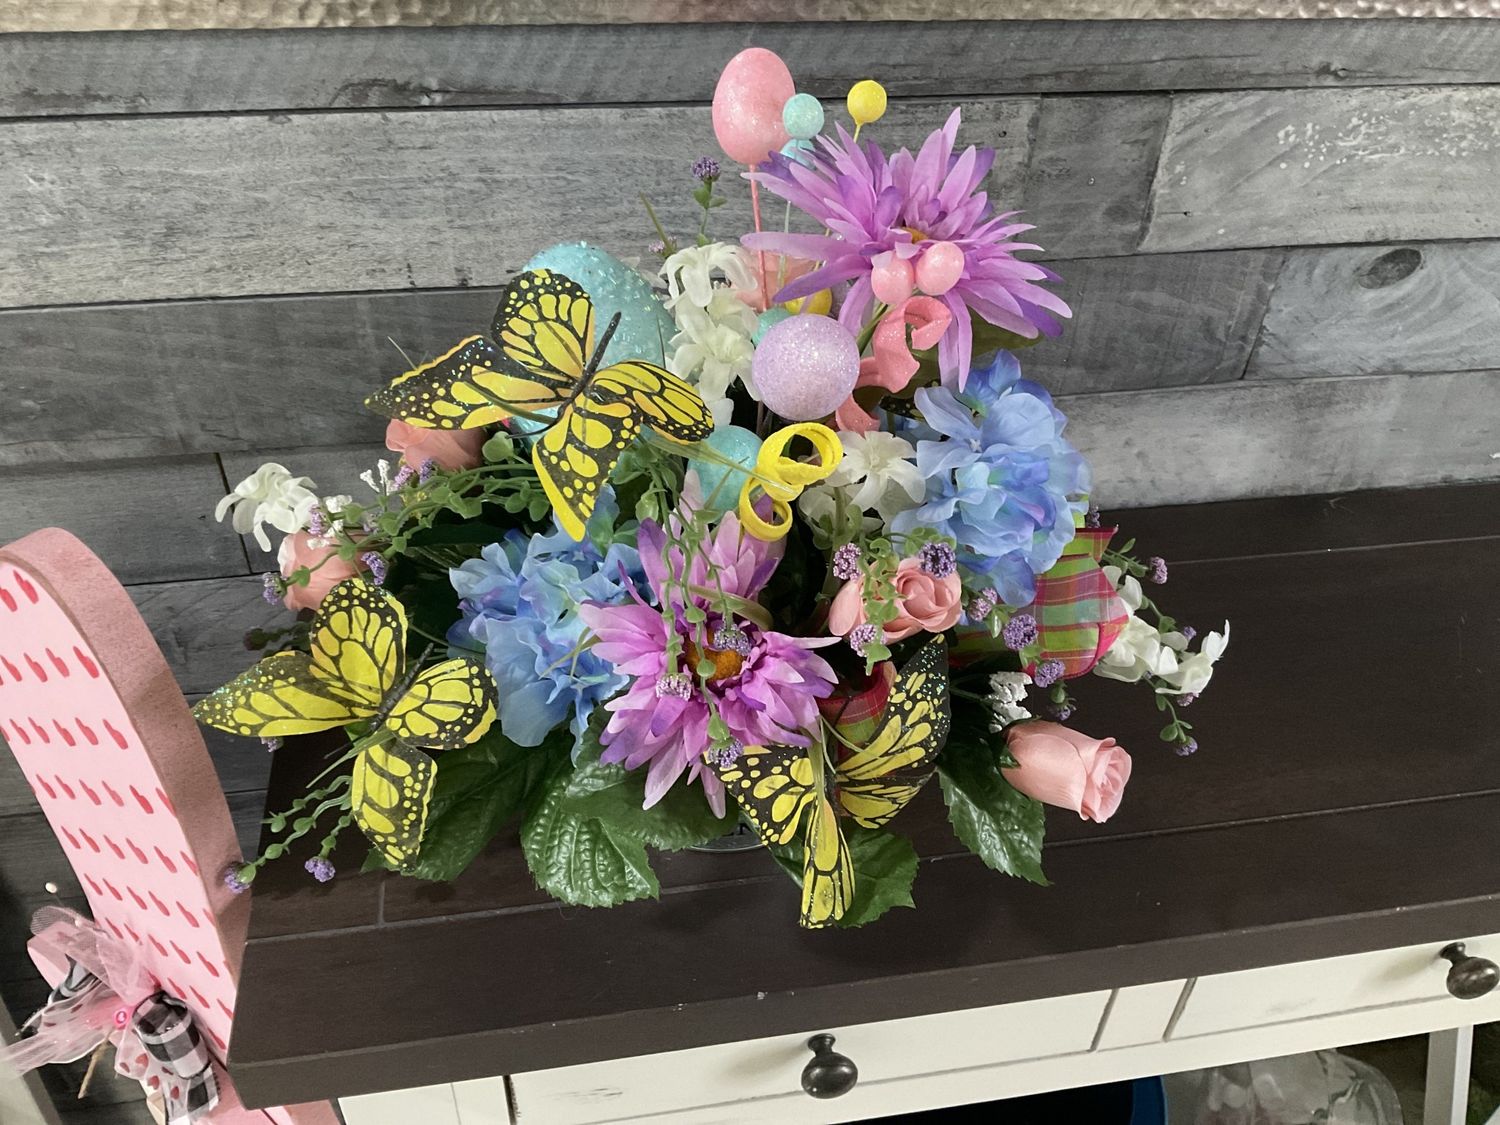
229 482 1500 1108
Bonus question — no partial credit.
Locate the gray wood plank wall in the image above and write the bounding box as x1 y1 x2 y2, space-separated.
2 17 1499 1120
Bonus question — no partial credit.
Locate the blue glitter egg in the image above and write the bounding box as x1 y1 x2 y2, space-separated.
688 426 763 513
781 93 825 141
524 243 675 367
753 307 793 344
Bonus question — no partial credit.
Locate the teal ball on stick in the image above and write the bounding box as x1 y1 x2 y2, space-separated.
524 243 675 367
753 307 793 344
781 93 825 140
689 426 763 513
780 138 816 166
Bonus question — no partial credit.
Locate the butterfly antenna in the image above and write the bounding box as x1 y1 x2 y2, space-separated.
588 312 624 376
387 337 417 370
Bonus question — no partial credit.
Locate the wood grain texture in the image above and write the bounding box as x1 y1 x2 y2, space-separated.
1248 241 1500 379
0 248 1283 467
0 458 244 583
1063 370 1500 508
11 21 1491 118
0 98 1033 309
8 0 1500 33
1021 95 1168 259
1143 86 1500 253
128 576 282 695
1025 250 1282 393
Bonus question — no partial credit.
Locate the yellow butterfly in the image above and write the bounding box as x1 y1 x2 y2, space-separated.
365 269 713 540
193 579 498 866
706 638 952 927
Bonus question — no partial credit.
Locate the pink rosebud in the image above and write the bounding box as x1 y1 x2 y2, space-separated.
828 557 963 642
384 419 485 472
277 530 368 613
1002 721 1132 823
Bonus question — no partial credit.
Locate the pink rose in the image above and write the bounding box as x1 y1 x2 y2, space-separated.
827 557 963 642
1002 722 1132 823
277 531 367 613
384 419 485 472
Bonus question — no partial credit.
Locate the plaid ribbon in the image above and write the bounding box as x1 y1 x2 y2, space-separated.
1025 525 1129 679
2 911 221 1124
817 661 896 748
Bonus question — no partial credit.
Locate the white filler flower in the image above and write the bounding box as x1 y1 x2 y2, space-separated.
215 462 319 551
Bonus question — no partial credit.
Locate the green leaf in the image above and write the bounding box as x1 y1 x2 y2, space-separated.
559 709 735 850
400 727 569 881
521 768 660 907
481 432 514 462
768 825 920 928
835 826 920 928
937 718 1048 886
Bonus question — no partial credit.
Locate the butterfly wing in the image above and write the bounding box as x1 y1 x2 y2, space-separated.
382 657 498 750
492 268 594 387
835 638 953 828
590 360 714 445
192 650 367 737
533 360 713 541
351 741 436 868
706 743 818 848
306 579 406 710
801 793 854 929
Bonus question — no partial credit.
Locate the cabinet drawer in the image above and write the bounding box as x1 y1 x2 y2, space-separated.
508 988 1110 1124
1173 931 1500 1039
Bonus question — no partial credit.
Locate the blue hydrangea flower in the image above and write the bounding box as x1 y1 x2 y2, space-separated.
892 352 1090 607
449 499 644 757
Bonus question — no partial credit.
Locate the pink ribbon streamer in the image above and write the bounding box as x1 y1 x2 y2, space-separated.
835 297 952 434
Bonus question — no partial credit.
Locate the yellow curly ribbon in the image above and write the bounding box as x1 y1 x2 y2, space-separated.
738 423 843 541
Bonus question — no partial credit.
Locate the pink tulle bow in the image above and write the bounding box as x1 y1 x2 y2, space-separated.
834 297 952 434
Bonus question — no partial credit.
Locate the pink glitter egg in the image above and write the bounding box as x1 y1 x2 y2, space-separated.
752 314 860 422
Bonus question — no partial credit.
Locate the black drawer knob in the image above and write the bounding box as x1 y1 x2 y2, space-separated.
1440 942 1500 1000
801 1033 858 1099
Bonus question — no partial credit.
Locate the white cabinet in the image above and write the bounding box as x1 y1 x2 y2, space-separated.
339 931 1500 1125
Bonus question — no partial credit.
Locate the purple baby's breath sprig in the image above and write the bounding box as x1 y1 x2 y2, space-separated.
307 505 328 537
418 458 438 483
847 623 879 657
261 573 282 606
1180 625 1197 642
360 552 388 586
655 672 694 699
706 739 744 769
918 541 957 579
1176 691 1198 708
222 864 253 895
390 464 416 492
712 625 751 656
261 736 284 752
969 587 999 622
1084 504 1102 529
1148 556 1169 585
1175 737 1199 757
831 543 862 582
1032 659 1065 688
647 238 666 256
304 857 336 884
1002 613 1038 652
1046 702 1075 722
692 156 721 181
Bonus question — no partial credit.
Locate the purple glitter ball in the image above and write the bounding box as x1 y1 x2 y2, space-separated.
261 573 281 606
831 543 862 582
1032 659 1065 688
304 857 336 884
222 865 252 895
847 623 879 656
692 156 721 181
1176 738 1199 757
918 541 957 579
1084 504 1102 529
969 587 999 622
1148 556 1169 585
360 552 388 586
1176 692 1198 708
712 625 751 656
1001 613 1039 651
655 672 694 699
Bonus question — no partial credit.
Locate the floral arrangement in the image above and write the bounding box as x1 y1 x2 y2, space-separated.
196 50 1228 929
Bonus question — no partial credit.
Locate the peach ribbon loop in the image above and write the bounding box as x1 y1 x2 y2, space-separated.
738 423 843 541
835 297 952 434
